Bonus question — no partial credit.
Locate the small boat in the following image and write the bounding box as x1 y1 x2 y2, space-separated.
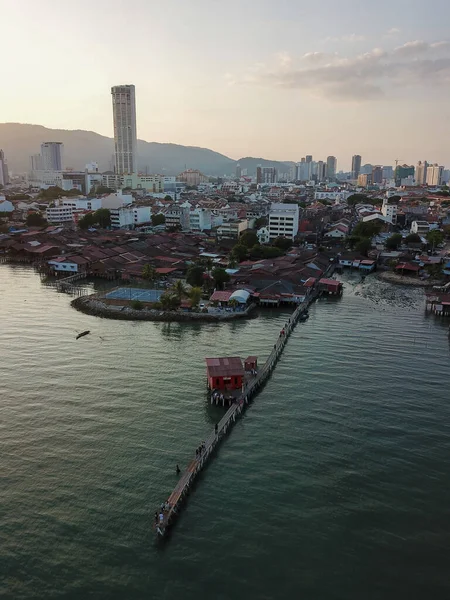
76 330 90 340
298 312 309 322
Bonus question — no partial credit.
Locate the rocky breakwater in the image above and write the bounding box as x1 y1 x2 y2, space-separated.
71 295 256 323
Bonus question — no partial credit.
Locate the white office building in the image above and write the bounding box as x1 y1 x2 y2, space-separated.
189 207 213 231
110 205 151 229
381 199 398 225
268 203 299 240
111 84 137 175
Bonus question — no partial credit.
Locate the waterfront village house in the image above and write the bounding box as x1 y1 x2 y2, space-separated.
48 255 89 273
205 357 244 391
318 278 343 295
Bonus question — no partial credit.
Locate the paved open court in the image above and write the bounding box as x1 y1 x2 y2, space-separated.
105 288 163 302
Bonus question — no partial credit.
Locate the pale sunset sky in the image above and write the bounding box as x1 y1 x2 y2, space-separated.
2 0 450 169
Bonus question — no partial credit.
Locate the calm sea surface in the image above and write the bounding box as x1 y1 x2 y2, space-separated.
1 265 450 600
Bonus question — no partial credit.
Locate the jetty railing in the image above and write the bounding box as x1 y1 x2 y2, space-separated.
154 284 323 537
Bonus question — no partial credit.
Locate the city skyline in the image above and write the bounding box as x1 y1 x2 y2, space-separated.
1 1 450 169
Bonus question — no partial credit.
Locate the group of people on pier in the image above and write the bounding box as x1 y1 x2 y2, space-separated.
195 441 206 457
154 500 172 528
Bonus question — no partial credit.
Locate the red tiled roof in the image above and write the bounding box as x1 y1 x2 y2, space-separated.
210 290 233 302
155 267 177 274
205 357 244 378
396 262 420 272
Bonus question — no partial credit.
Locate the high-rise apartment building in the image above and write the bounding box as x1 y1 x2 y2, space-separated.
0 149 10 185
41 142 64 170
372 166 383 184
256 165 262 184
111 84 137 175
316 161 326 182
415 161 428 185
351 155 362 179
395 164 414 185
326 156 337 180
261 167 277 184
235 164 242 179
426 164 444 186
382 166 394 180
305 155 313 164
30 153 43 171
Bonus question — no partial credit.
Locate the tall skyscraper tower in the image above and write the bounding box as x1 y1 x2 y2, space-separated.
372 165 383 184
326 156 337 180
41 142 64 170
111 84 137 175
351 155 362 179
416 161 428 185
0 149 10 185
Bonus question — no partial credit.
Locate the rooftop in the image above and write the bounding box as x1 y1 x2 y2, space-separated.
205 357 244 378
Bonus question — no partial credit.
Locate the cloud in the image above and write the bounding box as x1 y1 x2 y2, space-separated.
394 40 430 56
277 51 292 68
386 27 401 36
234 41 450 102
325 33 365 43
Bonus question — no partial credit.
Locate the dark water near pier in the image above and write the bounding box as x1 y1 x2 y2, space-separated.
1 266 450 600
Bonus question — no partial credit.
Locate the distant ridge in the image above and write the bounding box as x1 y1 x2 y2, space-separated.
0 122 294 177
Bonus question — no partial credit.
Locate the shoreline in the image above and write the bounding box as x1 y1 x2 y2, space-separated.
71 295 258 322
376 271 443 287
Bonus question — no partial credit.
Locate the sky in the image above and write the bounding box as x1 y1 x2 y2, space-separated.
2 0 450 170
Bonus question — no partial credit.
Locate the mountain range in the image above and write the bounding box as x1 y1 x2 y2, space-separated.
0 123 294 177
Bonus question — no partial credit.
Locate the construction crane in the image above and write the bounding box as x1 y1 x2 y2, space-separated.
394 158 402 168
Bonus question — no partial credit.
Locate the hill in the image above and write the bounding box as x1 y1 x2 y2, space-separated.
0 123 294 177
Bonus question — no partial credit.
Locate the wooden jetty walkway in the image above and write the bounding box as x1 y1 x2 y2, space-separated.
154 285 322 538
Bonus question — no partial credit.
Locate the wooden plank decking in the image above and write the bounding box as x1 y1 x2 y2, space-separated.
154 284 323 538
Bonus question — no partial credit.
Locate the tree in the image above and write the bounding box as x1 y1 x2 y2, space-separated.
160 292 180 310
130 299 143 310
151 213 165 226
78 212 96 230
352 221 383 238
240 230 258 248
212 267 230 289
94 208 111 228
26 212 47 227
142 264 156 281
189 286 202 307
347 194 369 206
231 244 248 262
164 195 173 201
426 230 444 248
405 233 422 245
355 238 372 256
273 236 292 251
385 233 403 250
186 264 205 287
172 279 187 301
88 185 114 196
254 216 268 229
260 246 283 259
